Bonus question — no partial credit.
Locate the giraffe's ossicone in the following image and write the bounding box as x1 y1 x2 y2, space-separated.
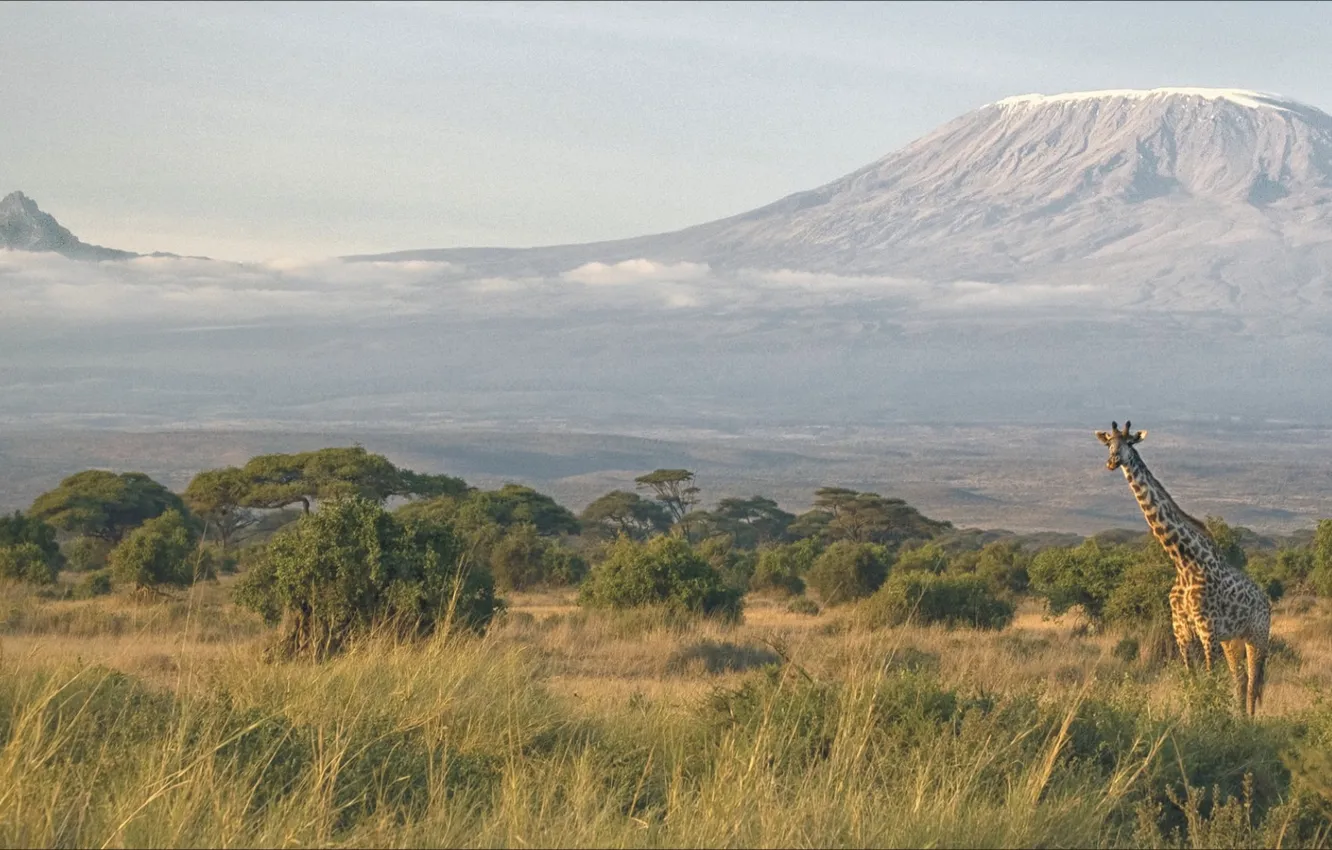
1096 420 1271 716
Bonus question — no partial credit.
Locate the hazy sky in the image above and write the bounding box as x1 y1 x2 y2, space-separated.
3 1 1330 261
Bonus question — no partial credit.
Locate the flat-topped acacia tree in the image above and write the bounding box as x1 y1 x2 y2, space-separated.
182 467 258 551
184 447 471 548
791 487 953 546
635 469 701 539
29 470 189 544
239 447 404 514
579 490 672 541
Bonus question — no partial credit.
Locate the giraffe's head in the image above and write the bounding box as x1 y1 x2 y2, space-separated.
1095 420 1147 470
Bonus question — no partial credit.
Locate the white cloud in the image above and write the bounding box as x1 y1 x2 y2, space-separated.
468 276 530 294
0 250 455 324
934 279 1107 310
749 268 923 292
562 259 711 286
661 286 703 308
0 248 1142 332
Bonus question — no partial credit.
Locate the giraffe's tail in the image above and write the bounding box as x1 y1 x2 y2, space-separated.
1246 641 1267 714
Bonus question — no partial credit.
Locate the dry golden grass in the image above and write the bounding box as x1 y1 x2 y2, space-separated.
3 581 1332 848
480 591 1332 723
6 581 1330 721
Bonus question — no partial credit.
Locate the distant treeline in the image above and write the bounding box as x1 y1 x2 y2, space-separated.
4 444 1331 659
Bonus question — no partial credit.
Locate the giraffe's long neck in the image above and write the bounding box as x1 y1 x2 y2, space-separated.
1119 449 1214 580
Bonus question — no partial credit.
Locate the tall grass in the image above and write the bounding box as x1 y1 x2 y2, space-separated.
2 588 1331 847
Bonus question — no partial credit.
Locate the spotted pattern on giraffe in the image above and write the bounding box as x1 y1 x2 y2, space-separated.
1096 420 1271 716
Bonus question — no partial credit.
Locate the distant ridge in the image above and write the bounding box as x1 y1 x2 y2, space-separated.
0 191 139 260
0 191 206 261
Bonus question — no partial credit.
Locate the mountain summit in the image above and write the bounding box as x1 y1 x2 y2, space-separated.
0 191 136 261
352 87 1332 314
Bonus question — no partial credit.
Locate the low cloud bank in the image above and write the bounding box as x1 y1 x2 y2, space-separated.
0 250 1139 329
1 251 1327 431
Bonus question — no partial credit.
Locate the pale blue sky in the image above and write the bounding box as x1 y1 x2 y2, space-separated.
3 0 1330 261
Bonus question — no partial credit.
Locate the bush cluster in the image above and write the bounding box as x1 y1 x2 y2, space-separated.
859 572 1015 630
234 496 500 658
0 511 64 585
578 535 743 622
805 541 892 606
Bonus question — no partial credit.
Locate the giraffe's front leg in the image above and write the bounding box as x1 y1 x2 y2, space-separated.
1169 584 1195 671
1195 622 1219 674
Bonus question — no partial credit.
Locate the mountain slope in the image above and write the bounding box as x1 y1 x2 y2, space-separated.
348 88 1332 314
0 191 138 261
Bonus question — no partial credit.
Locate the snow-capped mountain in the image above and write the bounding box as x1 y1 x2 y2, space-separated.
351 87 1332 316
0 191 136 261
6 89 1332 440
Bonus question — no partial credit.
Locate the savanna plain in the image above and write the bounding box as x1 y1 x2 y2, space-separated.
6 586 1332 848
3 439 1332 849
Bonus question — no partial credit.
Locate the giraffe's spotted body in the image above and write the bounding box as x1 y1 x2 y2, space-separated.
1096 421 1271 716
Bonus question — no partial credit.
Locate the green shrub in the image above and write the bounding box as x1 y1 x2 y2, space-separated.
1103 546 1176 629
73 569 114 599
1145 693 1299 840
0 511 64 583
541 544 588 587
233 496 500 659
488 523 589 591
1029 539 1137 624
695 535 757 593
488 522 547 592
805 541 891 606
954 539 1032 595
893 542 949 575
167 541 238 580
858 572 1014 630
578 535 742 622
1204 516 1248 570
749 544 808 596
1247 547 1313 597
1297 518 1332 597
1262 576 1286 603
0 542 59 585
783 537 823 574
1312 566 1332 600
454 484 581 537
107 510 198 590
63 536 114 572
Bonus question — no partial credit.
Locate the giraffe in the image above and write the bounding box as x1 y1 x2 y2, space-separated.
1095 420 1271 716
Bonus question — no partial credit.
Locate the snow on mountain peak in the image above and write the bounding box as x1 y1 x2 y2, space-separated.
349 83 1332 320
992 87 1307 113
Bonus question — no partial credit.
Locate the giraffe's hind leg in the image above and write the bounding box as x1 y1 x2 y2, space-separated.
1222 639 1249 713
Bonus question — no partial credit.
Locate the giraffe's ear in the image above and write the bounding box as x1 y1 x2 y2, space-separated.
1095 431 1112 445
1129 430 1147 444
